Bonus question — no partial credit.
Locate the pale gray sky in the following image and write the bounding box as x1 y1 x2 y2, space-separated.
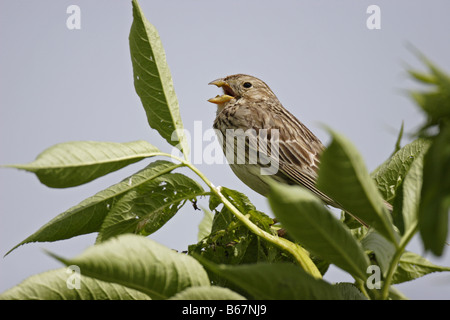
1 0 449 299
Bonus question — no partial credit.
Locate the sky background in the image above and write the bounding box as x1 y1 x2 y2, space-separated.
1 0 449 299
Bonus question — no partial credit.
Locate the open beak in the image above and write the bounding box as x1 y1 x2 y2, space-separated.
208 78 235 104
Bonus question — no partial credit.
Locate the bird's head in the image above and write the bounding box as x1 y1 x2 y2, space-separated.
208 74 275 110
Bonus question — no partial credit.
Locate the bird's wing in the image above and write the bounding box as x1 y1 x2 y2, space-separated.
238 99 370 226
221 99 343 208
264 102 344 208
278 160 341 208
276 138 338 207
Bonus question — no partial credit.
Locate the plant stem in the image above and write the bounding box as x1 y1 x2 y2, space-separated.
354 278 372 299
380 222 418 299
162 152 322 279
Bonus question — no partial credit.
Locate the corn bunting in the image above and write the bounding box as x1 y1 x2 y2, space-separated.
208 74 381 225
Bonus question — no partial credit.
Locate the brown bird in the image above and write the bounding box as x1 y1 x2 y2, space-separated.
208 74 375 226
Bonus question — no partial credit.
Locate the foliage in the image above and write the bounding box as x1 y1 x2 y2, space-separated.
1 0 449 300
409 57 450 255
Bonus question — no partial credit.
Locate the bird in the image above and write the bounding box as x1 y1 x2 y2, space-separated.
207 74 375 226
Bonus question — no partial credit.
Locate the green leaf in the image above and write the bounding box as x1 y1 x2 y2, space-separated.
419 125 450 256
392 121 404 157
219 187 257 214
219 187 274 232
7 160 181 255
268 182 370 280
189 187 297 290
129 0 189 158
334 283 368 300
316 129 398 244
196 257 343 300
361 229 396 277
197 208 214 241
5 140 160 188
97 172 205 242
169 286 246 300
387 286 408 300
211 187 319 277
0 268 151 300
48 234 210 300
409 59 450 131
408 70 437 85
372 139 430 204
394 143 428 234
392 251 450 284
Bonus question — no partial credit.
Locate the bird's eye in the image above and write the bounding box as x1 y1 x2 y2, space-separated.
243 82 252 88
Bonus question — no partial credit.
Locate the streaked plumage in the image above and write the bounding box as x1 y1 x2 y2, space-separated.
208 74 343 210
